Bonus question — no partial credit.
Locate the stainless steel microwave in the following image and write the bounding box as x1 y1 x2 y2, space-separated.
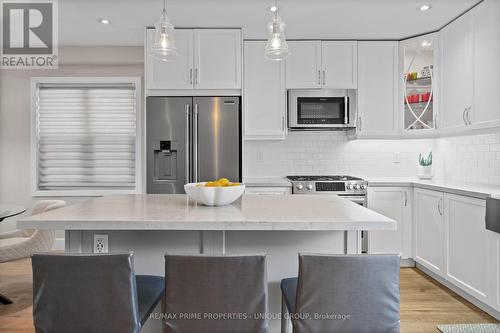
288 89 357 130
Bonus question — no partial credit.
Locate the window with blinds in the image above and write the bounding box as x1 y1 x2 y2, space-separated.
34 81 139 193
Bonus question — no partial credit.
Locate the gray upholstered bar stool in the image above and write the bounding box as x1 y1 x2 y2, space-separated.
32 253 165 333
280 254 400 333
164 254 268 333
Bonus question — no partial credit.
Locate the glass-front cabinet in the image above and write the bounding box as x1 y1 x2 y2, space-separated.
400 33 438 136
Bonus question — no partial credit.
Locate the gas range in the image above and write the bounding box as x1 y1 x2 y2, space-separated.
286 175 368 196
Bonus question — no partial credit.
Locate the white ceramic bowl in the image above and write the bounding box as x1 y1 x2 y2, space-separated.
184 182 245 206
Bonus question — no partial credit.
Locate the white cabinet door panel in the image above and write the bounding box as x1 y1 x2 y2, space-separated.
243 41 286 140
493 232 500 312
415 188 445 275
285 41 322 89
194 29 241 89
472 0 500 129
321 41 358 89
146 29 194 90
368 187 412 259
357 41 399 137
440 13 473 132
444 194 491 304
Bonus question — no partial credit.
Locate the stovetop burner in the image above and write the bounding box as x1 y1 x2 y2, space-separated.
287 175 363 182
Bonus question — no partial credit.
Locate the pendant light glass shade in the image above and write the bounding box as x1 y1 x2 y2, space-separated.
264 8 289 61
151 2 177 62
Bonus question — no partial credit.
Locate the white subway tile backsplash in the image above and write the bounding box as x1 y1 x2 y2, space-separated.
244 130 500 185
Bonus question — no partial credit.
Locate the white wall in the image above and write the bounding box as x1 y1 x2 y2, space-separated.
0 46 144 235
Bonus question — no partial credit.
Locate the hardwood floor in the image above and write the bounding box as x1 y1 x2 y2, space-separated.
0 259 497 332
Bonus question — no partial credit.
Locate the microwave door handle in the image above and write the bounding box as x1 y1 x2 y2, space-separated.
344 96 349 125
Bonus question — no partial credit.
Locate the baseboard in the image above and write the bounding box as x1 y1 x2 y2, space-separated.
400 258 415 267
416 263 500 321
52 238 65 251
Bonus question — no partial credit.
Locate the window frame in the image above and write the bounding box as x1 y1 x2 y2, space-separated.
31 77 143 197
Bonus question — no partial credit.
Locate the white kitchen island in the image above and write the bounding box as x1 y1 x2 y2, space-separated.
18 194 395 333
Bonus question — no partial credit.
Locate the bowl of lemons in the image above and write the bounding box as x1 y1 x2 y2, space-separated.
184 178 245 206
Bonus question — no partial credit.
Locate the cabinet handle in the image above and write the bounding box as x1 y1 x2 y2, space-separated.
317 70 321 85
404 191 408 207
322 70 326 86
466 106 472 125
189 69 193 85
462 108 468 125
437 198 443 216
195 68 199 85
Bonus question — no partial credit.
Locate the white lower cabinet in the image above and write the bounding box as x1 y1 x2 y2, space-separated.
492 232 500 312
244 187 291 195
414 188 497 313
444 194 493 306
414 188 445 276
367 187 412 260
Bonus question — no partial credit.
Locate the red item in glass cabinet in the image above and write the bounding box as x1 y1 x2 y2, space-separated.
421 92 431 102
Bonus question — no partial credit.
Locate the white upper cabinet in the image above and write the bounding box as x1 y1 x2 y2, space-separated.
146 29 194 90
367 187 412 260
145 28 241 91
285 41 358 89
194 29 242 90
414 188 445 276
440 13 474 132
243 41 286 140
471 0 500 130
285 41 322 89
321 41 358 89
357 41 399 137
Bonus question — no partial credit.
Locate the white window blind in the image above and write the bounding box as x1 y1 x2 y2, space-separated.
35 83 138 192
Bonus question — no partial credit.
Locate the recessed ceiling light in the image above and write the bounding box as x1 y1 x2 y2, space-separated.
419 4 431 12
421 40 432 48
98 19 111 24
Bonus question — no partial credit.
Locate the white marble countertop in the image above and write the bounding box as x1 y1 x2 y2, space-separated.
243 177 292 187
17 194 395 231
366 177 500 199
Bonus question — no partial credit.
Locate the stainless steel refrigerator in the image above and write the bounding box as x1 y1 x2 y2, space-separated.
146 97 241 194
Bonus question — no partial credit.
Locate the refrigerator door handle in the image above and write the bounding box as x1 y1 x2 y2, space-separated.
193 104 199 182
185 104 191 184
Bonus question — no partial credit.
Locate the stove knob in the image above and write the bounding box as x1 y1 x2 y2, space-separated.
353 184 360 190
296 183 303 190
346 184 353 190
360 184 367 190
306 183 314 190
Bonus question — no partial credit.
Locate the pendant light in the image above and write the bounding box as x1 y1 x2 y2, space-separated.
151 0 177 61
264 0 289 61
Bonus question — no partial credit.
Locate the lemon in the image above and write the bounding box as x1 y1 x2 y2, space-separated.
229 182 241 186
217 178 230 186
205 181 222 187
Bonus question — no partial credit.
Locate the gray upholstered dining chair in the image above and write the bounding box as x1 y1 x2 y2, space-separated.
0 200 66 263
32 252 165 333
164 254 269 333
280 254 400 333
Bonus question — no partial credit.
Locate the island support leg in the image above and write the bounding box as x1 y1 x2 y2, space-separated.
345 231 362 254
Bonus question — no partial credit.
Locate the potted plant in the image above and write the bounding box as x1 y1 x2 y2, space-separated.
418 152 433 180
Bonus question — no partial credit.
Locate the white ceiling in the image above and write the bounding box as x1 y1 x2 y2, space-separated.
58 0 481 46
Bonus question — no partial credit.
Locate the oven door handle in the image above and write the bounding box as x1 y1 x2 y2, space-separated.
339 196 366 206
344 96 349 124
